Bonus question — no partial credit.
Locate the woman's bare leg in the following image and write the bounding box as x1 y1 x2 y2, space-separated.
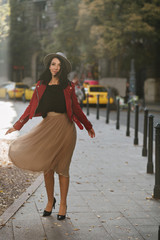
58 175 69 215
44 170 55 211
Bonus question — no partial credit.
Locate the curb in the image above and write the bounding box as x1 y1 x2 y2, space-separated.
0 173 44 228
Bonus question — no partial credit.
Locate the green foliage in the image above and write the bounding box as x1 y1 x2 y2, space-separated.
78 0 160 60
3 0 151 79
43 0 160 73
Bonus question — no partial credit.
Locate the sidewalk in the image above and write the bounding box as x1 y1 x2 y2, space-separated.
0 113 160 240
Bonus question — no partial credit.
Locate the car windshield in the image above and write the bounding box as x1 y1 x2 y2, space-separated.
16 84 29 89
90 87 107 92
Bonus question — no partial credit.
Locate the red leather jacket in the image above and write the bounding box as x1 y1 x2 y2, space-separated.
13 80 92 131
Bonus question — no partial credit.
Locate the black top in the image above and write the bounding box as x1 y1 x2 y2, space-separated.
36 84 66 118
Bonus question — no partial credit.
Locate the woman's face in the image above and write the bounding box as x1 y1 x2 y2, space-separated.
49 58 61 76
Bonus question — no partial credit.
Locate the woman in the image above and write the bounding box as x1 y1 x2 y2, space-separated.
6 52 95 221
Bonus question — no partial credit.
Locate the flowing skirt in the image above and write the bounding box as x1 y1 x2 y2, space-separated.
9 112 77 177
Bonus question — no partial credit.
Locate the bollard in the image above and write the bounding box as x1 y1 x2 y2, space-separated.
96 94 100 120
116 98 120 129
142 108 149 156
80 100 83 109
86 93 89 116
153 123 160 199
106 96 110 124
134 104 139 145
106 89 111 124
147 115 154 174
126 102 131 136
158 225 160 240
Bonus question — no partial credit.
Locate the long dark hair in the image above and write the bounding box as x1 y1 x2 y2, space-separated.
39 56 70 89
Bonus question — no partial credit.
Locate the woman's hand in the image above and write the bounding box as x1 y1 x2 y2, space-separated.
5 127 17 135
88 128 95 138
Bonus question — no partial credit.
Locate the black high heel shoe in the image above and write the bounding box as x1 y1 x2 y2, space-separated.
57 205 67 221
43 197 56 217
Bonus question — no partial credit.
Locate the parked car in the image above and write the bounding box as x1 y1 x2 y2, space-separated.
83 85 114 105
0 82 29 100
22 84 36 102
0 82 12 98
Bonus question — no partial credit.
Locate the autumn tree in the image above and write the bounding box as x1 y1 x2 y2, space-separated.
78 0 160 76
40 0 160 92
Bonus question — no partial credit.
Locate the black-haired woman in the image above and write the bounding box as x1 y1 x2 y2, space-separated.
6 52 95 221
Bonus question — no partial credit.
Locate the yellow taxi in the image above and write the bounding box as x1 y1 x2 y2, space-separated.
0 82 12 98
22 84 36 102
83 85 114 105
0 82 29 100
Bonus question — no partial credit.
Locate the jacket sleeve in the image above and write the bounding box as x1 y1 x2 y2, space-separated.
13 83 39 130
71 84 92 131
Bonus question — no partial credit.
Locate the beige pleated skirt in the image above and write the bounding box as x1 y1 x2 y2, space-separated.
9 112 77 177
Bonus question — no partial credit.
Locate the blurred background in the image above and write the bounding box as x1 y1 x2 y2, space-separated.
0 0 160 105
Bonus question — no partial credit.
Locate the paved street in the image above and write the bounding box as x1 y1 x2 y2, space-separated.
0 100 160 239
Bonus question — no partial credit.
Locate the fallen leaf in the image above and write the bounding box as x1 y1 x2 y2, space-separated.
15 226 21 229
73 228 80 231
146 197 152 200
